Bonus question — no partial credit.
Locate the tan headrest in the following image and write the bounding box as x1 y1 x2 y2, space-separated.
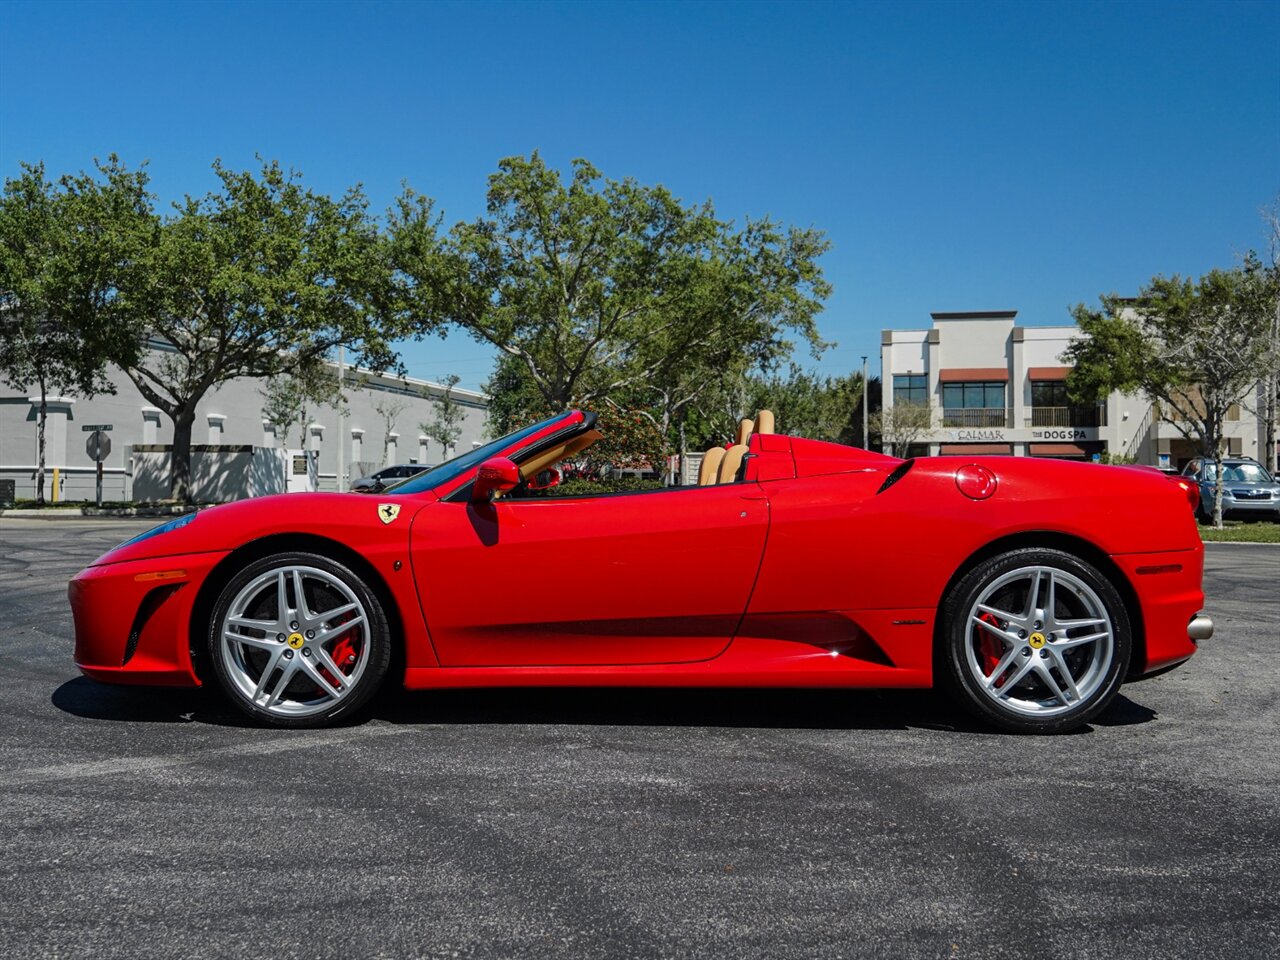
698 446 726 486
756 409 775 435
719 444 749 484
736 418 754 446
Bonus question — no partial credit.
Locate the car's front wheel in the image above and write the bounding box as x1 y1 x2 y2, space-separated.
939 548 1131 734
208 552 391 727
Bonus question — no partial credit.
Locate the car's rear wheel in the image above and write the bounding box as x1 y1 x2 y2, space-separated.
939 548 1131 734
208 552 391 728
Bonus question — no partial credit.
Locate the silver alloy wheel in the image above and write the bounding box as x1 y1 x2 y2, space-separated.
219 564 371 718
964 565 1115 718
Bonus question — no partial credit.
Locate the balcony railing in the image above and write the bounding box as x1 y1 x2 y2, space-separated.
940 407 1010 428
1026 407 1102 428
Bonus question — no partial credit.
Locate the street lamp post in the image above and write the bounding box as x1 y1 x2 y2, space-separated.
861 355 869 449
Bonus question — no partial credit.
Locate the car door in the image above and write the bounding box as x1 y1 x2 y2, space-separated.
410 483 769 666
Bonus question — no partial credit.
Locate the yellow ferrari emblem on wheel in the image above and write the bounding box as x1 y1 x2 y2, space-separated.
287 632 305 649
1028 632 1046 649
377 503 400 525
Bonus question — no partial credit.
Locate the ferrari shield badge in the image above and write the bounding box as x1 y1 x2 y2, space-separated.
377 503 401 525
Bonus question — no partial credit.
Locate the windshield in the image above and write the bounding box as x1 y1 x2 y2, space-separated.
389 413 574 495
1204 462 1275 484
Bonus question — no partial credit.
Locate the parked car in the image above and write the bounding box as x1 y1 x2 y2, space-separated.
1181 458 1280 523
70 409 1212 735
349 464 431 494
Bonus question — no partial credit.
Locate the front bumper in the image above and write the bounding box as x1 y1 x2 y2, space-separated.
1219 498 1279 518
69 551 230 687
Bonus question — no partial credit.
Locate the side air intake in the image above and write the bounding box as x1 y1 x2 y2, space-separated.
876 460 914 495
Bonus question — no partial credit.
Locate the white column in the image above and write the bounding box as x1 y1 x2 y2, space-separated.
350 428 363 465
308 423 325 452
141 407 162 445
386 432 398 465
262 419 276 447
207 414 226 444
418 435 429 465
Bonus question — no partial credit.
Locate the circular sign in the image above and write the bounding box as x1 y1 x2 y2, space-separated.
86 431 112 462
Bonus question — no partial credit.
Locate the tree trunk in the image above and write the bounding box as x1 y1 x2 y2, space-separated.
170 406 196 502
35 375 47 504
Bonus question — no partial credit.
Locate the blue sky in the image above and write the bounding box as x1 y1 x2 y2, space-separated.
2 0 1277 390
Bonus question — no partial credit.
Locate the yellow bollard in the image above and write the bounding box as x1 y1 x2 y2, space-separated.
52 467 59 503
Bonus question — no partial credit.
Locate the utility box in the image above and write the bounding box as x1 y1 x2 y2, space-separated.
0 478 14 507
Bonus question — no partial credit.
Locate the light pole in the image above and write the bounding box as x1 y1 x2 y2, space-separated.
861 355 869 449
336 345 345 492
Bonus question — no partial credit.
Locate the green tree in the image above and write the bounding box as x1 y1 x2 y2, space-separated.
115 159 397 501
869 398 932 457
746 366 866 445
419 373 465 461
389 153 830 418
0 159 151 502
1064 257 1280 527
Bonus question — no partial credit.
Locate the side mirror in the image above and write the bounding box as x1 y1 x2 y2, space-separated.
472 456 520 503
525 467 562 492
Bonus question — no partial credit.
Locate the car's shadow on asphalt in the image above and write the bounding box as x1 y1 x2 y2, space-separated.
50 676 1157 734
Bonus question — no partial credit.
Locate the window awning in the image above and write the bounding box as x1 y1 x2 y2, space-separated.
1028 366 1072 381
1029 442 1103 458
938 368 1009 383
938 444 1013 455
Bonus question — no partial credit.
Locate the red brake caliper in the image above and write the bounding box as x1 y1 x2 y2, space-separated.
318 634 358 688
977 612 1004 683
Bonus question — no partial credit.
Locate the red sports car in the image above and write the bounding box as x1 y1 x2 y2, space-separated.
69 409 1213 733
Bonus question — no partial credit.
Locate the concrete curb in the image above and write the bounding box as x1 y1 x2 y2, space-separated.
0 505 201 519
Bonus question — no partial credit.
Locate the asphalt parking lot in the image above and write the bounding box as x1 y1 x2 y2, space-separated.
1 518 1277 960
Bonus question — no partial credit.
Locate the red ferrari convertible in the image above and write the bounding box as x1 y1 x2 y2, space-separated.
69 409 1212 733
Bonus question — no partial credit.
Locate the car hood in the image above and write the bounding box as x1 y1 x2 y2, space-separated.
94 491 436 566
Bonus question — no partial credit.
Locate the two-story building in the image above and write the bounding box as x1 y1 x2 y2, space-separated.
880 310 1267 466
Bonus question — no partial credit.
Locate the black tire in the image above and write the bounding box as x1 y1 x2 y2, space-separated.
938 547 1132 734
208 551 392 728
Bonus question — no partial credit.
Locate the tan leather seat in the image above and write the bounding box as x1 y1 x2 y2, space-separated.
755 409 775 435
718 444 749 484
698 446 726 486
736 418 754 446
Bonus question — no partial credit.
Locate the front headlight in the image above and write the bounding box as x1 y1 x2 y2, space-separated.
118 512 198 549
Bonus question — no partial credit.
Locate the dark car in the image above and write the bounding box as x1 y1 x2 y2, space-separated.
349 464 432 494
1181 457 1280 522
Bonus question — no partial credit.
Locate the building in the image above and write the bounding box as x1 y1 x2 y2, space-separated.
0 350 490 501
880 310 1268 467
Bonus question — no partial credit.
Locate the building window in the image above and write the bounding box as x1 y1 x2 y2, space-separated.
941 382 1006 427
1030 381 1100 427
893 374 928 406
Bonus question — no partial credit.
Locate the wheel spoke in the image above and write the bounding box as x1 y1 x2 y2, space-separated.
984 648 1020 689
1023 569 1044 619
1055 616 1107 630
226 630 279 652
276 570 291 621
1044 572 1057 620
994 658 1035 698
227 615 277 632
253 649 286 702
297 655 342 699
267 661 299 707
1035 659 1074 706
972 615 1019 645
316 648 353 692
314 601 359 624
1047 650 1082 703
1052 631 1109 650
291 569 313 620
316 615 365 644
976 602 1020 624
